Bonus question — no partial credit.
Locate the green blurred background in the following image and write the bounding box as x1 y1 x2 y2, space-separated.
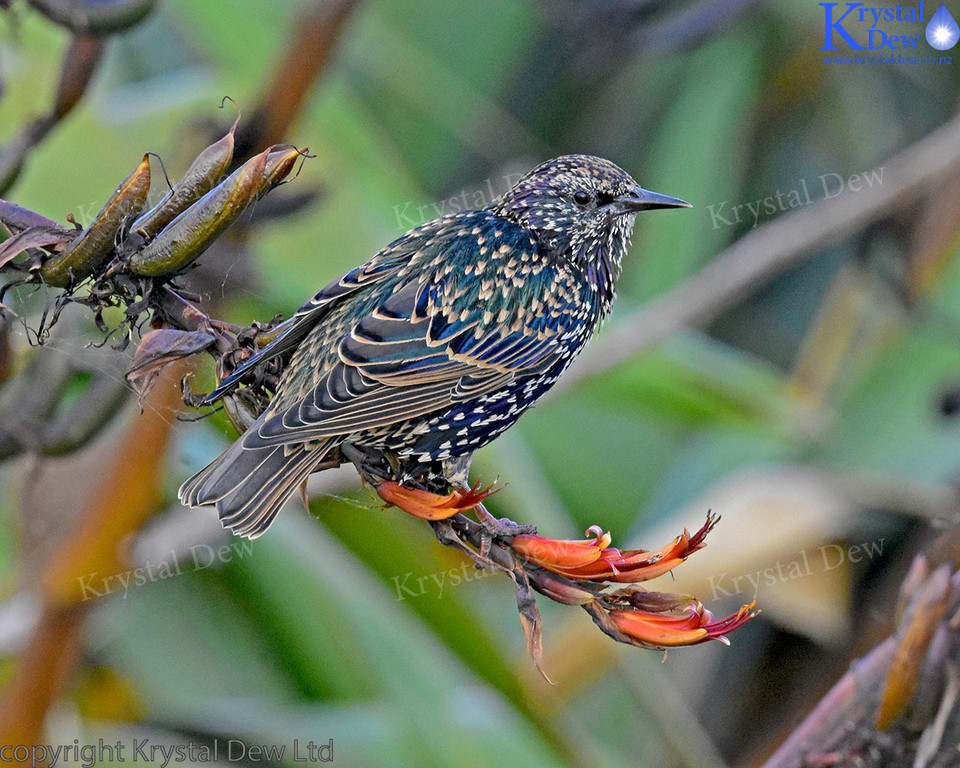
2 0 960 765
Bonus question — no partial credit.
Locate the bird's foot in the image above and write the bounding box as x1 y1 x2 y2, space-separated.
471 500 537 558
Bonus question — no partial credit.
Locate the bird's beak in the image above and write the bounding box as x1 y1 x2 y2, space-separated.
613 185 691 214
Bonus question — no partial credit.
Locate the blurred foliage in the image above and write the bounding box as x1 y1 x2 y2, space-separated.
2 0 960 766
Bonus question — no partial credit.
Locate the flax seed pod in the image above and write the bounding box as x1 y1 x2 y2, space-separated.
41 154 151 287
257 146 305 194
132 117 238 239
126 149 271 277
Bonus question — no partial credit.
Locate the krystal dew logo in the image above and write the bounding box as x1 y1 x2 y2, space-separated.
927 2 960 46
820 2 959 57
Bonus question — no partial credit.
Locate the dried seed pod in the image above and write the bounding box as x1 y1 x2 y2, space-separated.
132 117 239 239
258 146 305 194
126 149 271 277
875 564 952 730
41 154 151 287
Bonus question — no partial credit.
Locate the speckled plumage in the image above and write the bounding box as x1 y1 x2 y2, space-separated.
179 155 689 537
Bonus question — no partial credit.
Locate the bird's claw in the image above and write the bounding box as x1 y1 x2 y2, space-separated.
469 500 534 557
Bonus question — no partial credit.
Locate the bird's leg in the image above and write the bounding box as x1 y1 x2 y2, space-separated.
430 518 499 571
470 497 537 557
473 501 497 560
340 442 396 485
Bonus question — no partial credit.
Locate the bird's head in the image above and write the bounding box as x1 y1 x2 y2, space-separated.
492 154 689 296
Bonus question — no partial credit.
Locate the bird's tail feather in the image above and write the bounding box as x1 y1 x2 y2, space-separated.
178 438 335 538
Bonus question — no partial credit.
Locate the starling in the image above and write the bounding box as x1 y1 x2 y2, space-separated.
179 155 689 537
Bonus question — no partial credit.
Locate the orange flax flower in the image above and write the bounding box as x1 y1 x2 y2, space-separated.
511 525 613 571
514 514 717 583
376 479 500 520
608 601 758 649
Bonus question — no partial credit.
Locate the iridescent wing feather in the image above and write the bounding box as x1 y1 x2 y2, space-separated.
241 213 588 449
203 247 412 403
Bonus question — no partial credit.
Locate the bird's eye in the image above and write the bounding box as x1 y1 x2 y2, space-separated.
573 190 592 207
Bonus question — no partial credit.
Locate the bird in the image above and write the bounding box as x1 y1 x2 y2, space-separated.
178 155 690 538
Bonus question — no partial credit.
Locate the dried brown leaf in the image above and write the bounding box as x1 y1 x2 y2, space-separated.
0 225 74 269
126 328 214 407
0 199 60 234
